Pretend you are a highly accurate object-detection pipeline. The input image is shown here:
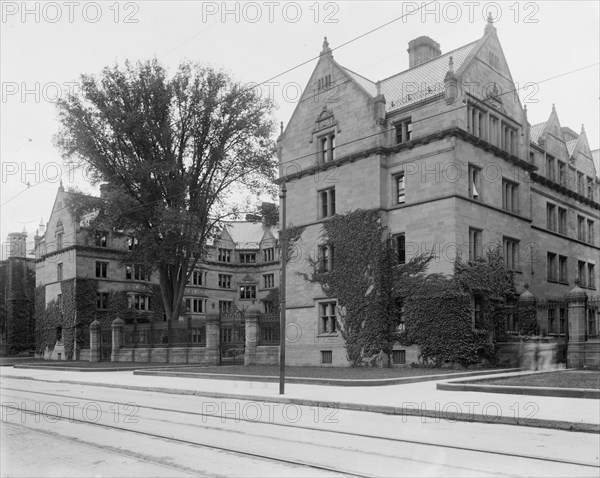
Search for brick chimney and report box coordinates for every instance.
[407,36,441,68]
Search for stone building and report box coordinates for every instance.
[34,183,280,361]
[0,229,36,355]
[277,19,599,366]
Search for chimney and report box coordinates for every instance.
[407,36,441,68]
[6,231,27,258]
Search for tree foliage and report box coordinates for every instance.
[55,59,277,321]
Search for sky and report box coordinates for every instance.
[1,0,599,258]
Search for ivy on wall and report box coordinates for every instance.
[2,260,36,354]
[35,278,165,359]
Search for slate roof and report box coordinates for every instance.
[341,66,378,96]
[222,221,276,248]
[592,149,600,176]
[529,122,547,144]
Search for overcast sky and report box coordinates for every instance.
[1,0,599,256]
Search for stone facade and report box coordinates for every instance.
[277,21,599,366]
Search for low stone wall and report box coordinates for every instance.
[255,345,278,365]
[111,346,212,364]
[583,340,600,369]
[496,339,566,369]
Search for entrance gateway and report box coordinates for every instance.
[219,306,245,364]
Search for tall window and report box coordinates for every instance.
[319,188,336,219]
[468,165,481,200]
[547,253,557,281]
[395,299,405,332]
[577,215,586,241]
[128,294,149,311]
[502,179,518,213]
[96,292,108,310]
[503,237,519,271]
[588,220,595,245]
[239,285,256,300]
[218,274,231,289]
[396,234,406,265]
[320,134,335,163]
[395,118,412,144]
[318,245,334,272]
[218,248,231,262]
[239,253,256,263]
[558,161,566,186]
[577,172,585,195]
[320,302,337,334]
[263,247,275,262]
[578,260,586,287]
[558,207,567,235]
[219,301,232,313]
[96,261,108,279]
[57,263,63,281]
[588,263,596,289]
[587,177,594,200]
[395,173,406,204]
[469,228,482,261]
[56,233,63,250]
[264,301,274,314]
[185,298,204,314]
[473,296,484,329]
[559,255,568,283]
[546,155,555,182]
[126,265,147,281]
[263,273,275,289]
[127,237,139,250]
[95,231,108,247]
[546,203,556,231]
[190,270,203,286]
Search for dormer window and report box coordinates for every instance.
[395,119,412,144]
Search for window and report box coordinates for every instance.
[559,308,567,335]
[96,261,108,279]
[558,207,567,235]
[559,255,568,283]
[467,107,485,139]
[264,300,274,314]
[127,237,139,250]
[578,260,586,287]
[577,172,585,196]
[218,248,231,262]
[319,188,336,219]
[588,309,597,338]
[95,231,108,247]
[128,294,149,311]
[577,215,586,242]
[395,118,412,144]
[558,161,566,186]
[57,294,63,311]
[469,228,482,261]
[547,253,557,281]
[395,300,405,332]
[219,301,232,314]
[587,177,594,200]
[263,247,275,262]
[396,234,406,265]
[191,270,203,286]
[468,165,481,200]
[502,179,518,213]
[392,350,406,364]
[56,233,63,250]
[501,123,518,155]
[239,253,256,264]
[503,237,519,271]
[126,265,147,281]
[263,273,274,289]
[321,350,333,364]
[218,274,231,289]
[191,328,205,345]
[239,285,257,300]
[318,244,334,272]
[395,173,406,204]
[473,296,484,329]
[320,302,337,334]
[588,263,596,289]
[185,298,204,314]
[548,309,557,334]
[57,263,63,281]
[319,134,335,163]
[588,220,595,245]
[546,155,555,182]
[546,203,556,231]
[317,74,331,91]
[97,293,108,310]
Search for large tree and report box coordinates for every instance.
[55,59,277,322]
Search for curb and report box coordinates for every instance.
[2,374,598,433]
[12,364,204,373]
[132,367,519,386]
[437,381,600,399]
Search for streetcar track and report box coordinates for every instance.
[2,385,598,470]
[2,404,368,478]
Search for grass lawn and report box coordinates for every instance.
[2,360,178,369]
[164,365,497,379]
[467,370,600,390]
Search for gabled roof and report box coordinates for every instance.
[529,122,547,144]
[340,66,378,96]
[380,41,478,112]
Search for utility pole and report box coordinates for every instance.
[279,182,287,395]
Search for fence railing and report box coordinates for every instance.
[258,313,280,345]
[122,320,206,348]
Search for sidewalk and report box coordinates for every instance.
[1,367,598,433]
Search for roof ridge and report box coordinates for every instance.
[378,40,478,84]
[341,65,376,85]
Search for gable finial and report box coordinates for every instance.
[552,103,556,113]
[448,55,454,73]
[321,36,332,57]
[581,123,585,133]
[484,11,497,34]
[58,179,64,192]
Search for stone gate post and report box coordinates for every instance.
[111,317,125,362]
[245,312,259,366]
[205,314,220,365]
[89,320,101,363]
[567,282,587,369]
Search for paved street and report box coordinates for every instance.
[1,375,599,477]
